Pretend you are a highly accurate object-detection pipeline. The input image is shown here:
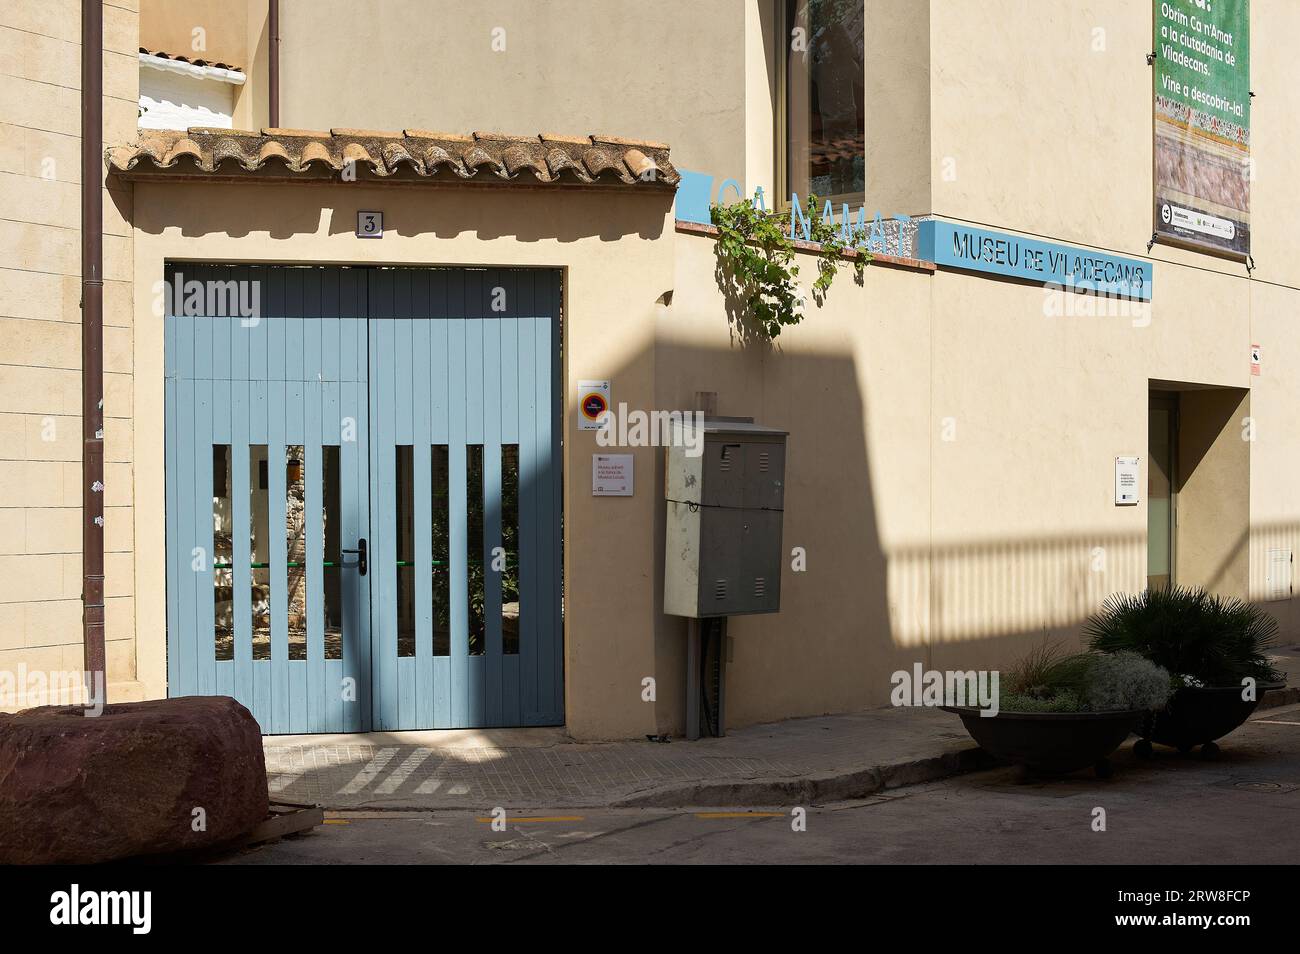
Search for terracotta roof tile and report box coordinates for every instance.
[330,127,405,139]
[540,133,593,145]
[592,134,670,150]
[139,48,244,72]
[473,131,539,142]
[261,127,333,139]
[106,128,678,189]
[404,129,474,142]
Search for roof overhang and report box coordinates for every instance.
[107,128,679,191]
[139,51,246,85]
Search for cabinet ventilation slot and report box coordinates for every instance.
[754,577,766,597]
[714,579,728,600]
[758,452,770,472]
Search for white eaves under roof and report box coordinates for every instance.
[139,50,245,86]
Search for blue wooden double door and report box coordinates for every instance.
[164,264,563,733]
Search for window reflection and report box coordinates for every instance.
[286,446,307,660]
[323,445,343,660]
[501,444,520,655]
[466,444,485,655]
[250,446,270,659]
[396,445,415,657]
[432,445,450,656]
[213,444,233,660]
[787,0,865,204]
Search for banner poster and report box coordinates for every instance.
[1153,0,1250,258]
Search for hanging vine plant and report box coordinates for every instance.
[710,193,870,339]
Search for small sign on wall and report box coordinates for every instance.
[578,380,611,431]
[593,453,633,496]
[1251,344,1261,376]
[356,211,383,238]
[1115,456,1140,506]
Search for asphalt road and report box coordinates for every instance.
[221,704,1300,865]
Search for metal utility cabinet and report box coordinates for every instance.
[664,418,787,740]
[664,419,788,617]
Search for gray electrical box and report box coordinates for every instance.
[664,418,787,618]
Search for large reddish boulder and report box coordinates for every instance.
[0,696,268,864]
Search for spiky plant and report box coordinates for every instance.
[1084,586,1282,687]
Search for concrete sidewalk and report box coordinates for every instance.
[263,705,991,810]
[264,665,1300,811]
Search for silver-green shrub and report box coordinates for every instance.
[1083,651,1173,712]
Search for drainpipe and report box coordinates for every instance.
[80,0,106,700]
[268,0,280,127]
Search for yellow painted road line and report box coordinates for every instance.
[323,819,351,825]
[474,816,585,823]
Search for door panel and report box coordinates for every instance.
[166,265,562,733]
[166,265,372,734]
[367,268,563,729]
[1148,394,1177,592]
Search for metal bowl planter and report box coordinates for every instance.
[942,707,1142,778]
[1134,683,1285,759]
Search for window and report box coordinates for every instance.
[782,0,866,207]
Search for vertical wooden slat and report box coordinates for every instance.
[211,318,234,701]
[163,318,181,699]
[175,376,197,699]
[516,312,539,721]
[395,272,416,728]
[483,269,504,726]
[464,271,487,727]
[371,309,396,730]
[231,398,252,718]
[447,282,469,727]
[305,288,325,732]
[412,273,435,729]
[342,378,367,732]
[195,376,216,698]
[429,271,451,727]
[348,270,371,732]
[499,306,521,726]
[286,379,306,733]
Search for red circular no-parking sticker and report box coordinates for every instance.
[581,392,608,422]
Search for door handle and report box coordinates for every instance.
[343,538,367,576]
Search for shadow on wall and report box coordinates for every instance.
[638,337,900,733]
[124,178,674,244]
[619,324,1300,736]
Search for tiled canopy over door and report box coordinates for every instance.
[164,264,562,733]
[367,268,563,729]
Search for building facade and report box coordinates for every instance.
[1,1,1295,739]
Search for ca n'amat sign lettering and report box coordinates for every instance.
[918,221,1153,301]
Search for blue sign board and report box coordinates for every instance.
[917,220,1153,300]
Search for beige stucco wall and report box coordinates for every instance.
[140,0,248,66]
[0,0,140,707]
[659,227,1283,727]
[864,0,930,216]
[929,0,1300,288]
[276,0,753,190]
[1177,388,1251,596]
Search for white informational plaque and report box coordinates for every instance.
[593,454,633,496]
[1115,456,1140,506]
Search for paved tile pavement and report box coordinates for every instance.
[262,645,1300,809]
[263,705,974,809]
